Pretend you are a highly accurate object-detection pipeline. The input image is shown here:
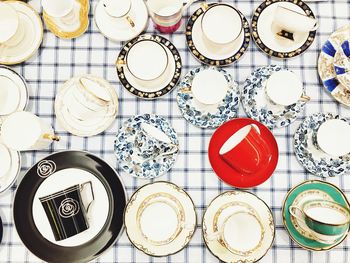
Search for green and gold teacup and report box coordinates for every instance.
[289,200,350,238]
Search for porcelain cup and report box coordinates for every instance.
[0,2,25,47]
[103,0,135,28]
[42,0,74,17]
[219,124,271,174]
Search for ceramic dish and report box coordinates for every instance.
[114,114,179,179]
[318,25,350,106]
[55,74,118,137]
[94,0,148,42]
[0,1,43,65]
[208,118,278,188]
[0,142,21,194]
[185,3,250,66]
[334,40,350,89]
[251,0,316,59]
[282,180,350,251]
[203,190,275,263]
[294,113,350,177]
[13,151,126,262]
[43,0,89,39]
[124,181,196,257]
[116,34,182,99]
[176,66,239,129]
[242,65,307,129]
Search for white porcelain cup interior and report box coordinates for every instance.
[266,70,305,106]
[126,40,169,81]
[79,77,111,103]
[0,75,20,115]
[273,5,318,34]
[0,2,19,44]
[0,144,11,178]
[103,0,131,17]
[317,119,350,156]
[305,203,349,225]
[191,69,228,105]
[147,0,183,17]
[41,0,74,18]
[141,122,172,144]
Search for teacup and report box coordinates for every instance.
[42,0,77,24]
[103,0,135,28]
[219,124,271,174]
[191,69,228,105]
[289,200,350,240]
[134,122,178,160]
[208,211,264,254]
[273,5,318,41]
[0,2,25,47]
[265,70,310,106]
[39,181,94,241]
[315,119,350,157]
[0,144,11,178]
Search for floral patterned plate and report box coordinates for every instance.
[334,40,350,89]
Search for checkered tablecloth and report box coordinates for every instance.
[1,0,350,262]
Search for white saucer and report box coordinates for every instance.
[0,1,43,65]
[95,0,148,42]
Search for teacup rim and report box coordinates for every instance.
[147,0,183,18]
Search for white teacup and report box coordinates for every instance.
[316,119,350,156]
[0,144,11,178]
[41,0,74,18]
[103,0,135,27]
[191,69,228,105]
[266,70,310,106]
[0,2,19,44]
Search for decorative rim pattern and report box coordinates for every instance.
[185,3,250,66]
[176,66,240,129]
[116,34,182,99]
[294,112,350,177]
[251,0,316,59]
[242,65,307,129]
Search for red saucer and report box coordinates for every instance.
[208,118,279,188]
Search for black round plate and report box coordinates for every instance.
[14,151,127,263]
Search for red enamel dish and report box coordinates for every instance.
[208,118,279,188]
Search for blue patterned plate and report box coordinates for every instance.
[294,113,350,177]
[114,114,179,179]
[176,66,239,129]
[241,65,306,129]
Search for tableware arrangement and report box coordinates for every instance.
[124,181,196,256]
[242,65,310,129]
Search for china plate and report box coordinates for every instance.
[334,40,350,89]
[208,118,278,188]
[185,3,250,66]
[318,25,350,106]
[251,0,316,59]
[176,66,239,129]
[0,1,43,65]
[114,114,179,179]
[124,181,196,257]
[116,34,182,99]
[294,112,350,177]
[282,180,350,251]
[95,0,148,42]
[203,190,275,263]
[242,65,307,129]
[43,0,89,39]
[55,74,118,137]
[13,151,126,262]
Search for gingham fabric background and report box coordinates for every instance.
[1,0,350,262]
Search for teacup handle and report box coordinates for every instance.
[80,181,95,214]
[299,95,311,102]
[126,16,135,27]
[206,231,221,241]
[158,144,179,157]
[289,205,305,222]
[183,0,197,11]
[310,21,319,31]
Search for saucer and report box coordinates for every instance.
[114,114,179,179]
[242,65,307,129]
[95,0,148,42]
[0,66,28,116]
[185,3,250,66]
[282,180,350,251]
[0,142,20,194]
[124,181,196,257]
[43,0,89,39]
[116,34,182,99]
[13,151,126,262]
[203,190,275,263]
[208,118,278,188]
[251,0,316,59]
[176,66,239,129]
[318,25,350,106]
[334,40,350,89]
[0,1,43,65]
[55,74,118,137]
[294,113,350,177]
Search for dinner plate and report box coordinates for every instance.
[13,151,127,263]
[208,118,278,188]
[282,180,350,251]
[251,0,316,59]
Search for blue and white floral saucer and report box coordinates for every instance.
[241,65,307,129]
[294,113,350,177]
[176,66,239,129]
[114,114,179,179]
